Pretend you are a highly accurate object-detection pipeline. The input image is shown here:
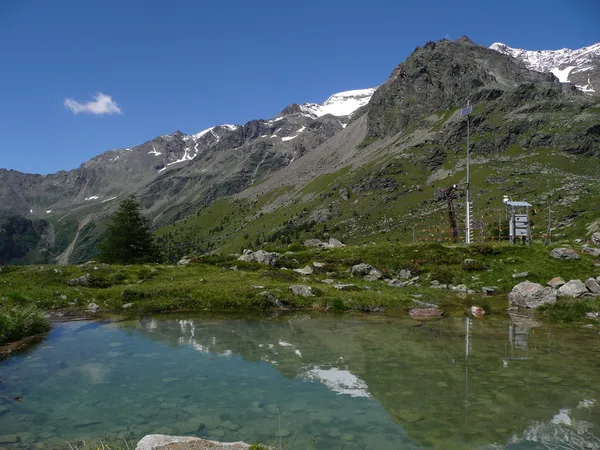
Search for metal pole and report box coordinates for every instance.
[465,103,471,245]
[546,207,552,246]
[498,210,501,242]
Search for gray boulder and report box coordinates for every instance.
[364,268,384,281]
[67,274,91,287]
[482,286,498,296]
[312,262,325,268]
[327,238,345,248]
[294,266,314,275]
[351,263,375,277]
[550,248,579,260]
[512,272,529,279]
[334,284,358,291]
[87,303,99,312]
[122,303,133,309]
[238,250,281,266]
[290,285,314,297]
[508,281,557,308]
[592,232,600,246]
[547,277,566,289]
[586,277,600,294]
[177,256,192,266]
[304,239,326,248]
[388,279,407,288]
[136,435,250,450]
[558,279,589,298]
[582,246,600,257]
[399,269,412,280]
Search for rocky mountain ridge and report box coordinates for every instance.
[490,41,600,94]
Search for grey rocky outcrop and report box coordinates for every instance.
[550,248,579,260]
[592,232,600,246]
[238,249,281,266]
[508,281,557,308]
[398,269,412,280]
[547,277,566,289]
[582,246,600,257]
[86,303,99,312]
[327,238,345,248]
[303,238,345,249]
[67,274,91,287]
[557,279,589,298]
[136,435,250,450]
[290,285,314,297]
[585,277,600,294]
[351,263,383,281]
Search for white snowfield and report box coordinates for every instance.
[490,41,599,93]
[297,88,377,118]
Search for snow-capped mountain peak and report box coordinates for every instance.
[295,88,377,119]
[490,42,600,94]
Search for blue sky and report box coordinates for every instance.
[0,0,598,174]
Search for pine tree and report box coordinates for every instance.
[97,195,161,264]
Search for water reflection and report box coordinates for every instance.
[0,313,599,449]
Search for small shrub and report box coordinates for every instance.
[429,266,459,285]
[120,288,151,302]
[87,275,112,288]
[287,243,304,252]
[331,299,348,311]
[0,306,51,345]
[538,300,594,323]
[6,292,29,305]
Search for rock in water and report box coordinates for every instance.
[547,277,566,289]
[290,285,314,297]
[471,306,486,317]
[557,279,589,298]
[550,248,580,260]
[409,308,443,319]
[585,277,600,294]
[508,281,557,308]
[237,249,281,266]
[135,435,250,450]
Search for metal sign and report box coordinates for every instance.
[460,106,472,116]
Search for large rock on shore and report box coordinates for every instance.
[508,281,557,308]
[557,279,589,298]
[237,250,281,266]
[550,248,579,260]
[136,435,250,450]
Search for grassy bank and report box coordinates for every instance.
[0,242,598,322]
[0,305,50,346]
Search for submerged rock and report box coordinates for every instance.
[135,435,250,450]
[409,308,443,319]
[508,281,557,308]
[550,247,579,260]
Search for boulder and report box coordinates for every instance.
[122,303,133,309]
[294,266,314,275]
[328,238,345,248]
[333,284,358,291]
[399,269,412,280]
[388,279,407,288]
[67,274,91,287]
[238,250,281,266]
[364,268,384,281]
[592,232,600,246]
[312,262,325,268]
[290,285,314,297]
[508,281,557,308]
[547,277,566,289]
[135,435,250,450]
[550,248,579,260]
[351,263,375,277]
[470,306,486,317]
[304,239,326,248]
[177,256,192,266]
[87,303,99,313]
[583,246,600,257]
[409,308,443,319]
[585,278,600,294]
[512,272,529,279]
[558,279,589,298]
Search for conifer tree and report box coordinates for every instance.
[98,195,161,264]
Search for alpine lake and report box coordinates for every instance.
[1,312,599,449]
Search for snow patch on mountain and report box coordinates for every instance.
[490,41,600,93]
[296,88,376,118]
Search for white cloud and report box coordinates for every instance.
[64,92,122,115]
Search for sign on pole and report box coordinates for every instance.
[460,106,472,116]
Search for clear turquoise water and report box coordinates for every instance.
[1,313,600,449]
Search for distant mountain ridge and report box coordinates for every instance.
[490,41,600,94]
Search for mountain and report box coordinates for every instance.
[1,37,600,264]
[490,41,600,94]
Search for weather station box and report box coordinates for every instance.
[515,214,529,225]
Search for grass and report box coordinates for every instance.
[0,305,51,346]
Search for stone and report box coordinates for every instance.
[482,286,498,296]
[388,279,407,288]
[86,303,99,312]
[328,238,345,248]
[238,249,281,266]
[550,247,579,260]
[508,281,557,308]
[585,277,600,294]
[177,256,192,266]
[450,284,468,292]
[586,312,600,319]
[135,435,250,450]
[512,272,529,279]
[547,277,566,289]
[338,187,350,201]
[409,308,443,319]
[470,306,486,317]
[0,435,19,444]
[67,274,91,286]
[333,284,358,291]
[364,268,383,281]
[582,246,600,257]
[259,291,283,308]
[313,262,325,268]
[122,303,133,309]
[592,232,600,246]
[558,279,589,298]
[351,263,375,277]
[304,239,326,248]
[221,420,240,431]
[399,269,412,280]
[322,279,335,284]
[294,266,314,275]
[290,285,314,297]
[410,299,437,309]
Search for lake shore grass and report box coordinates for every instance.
[0,242,599,326]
